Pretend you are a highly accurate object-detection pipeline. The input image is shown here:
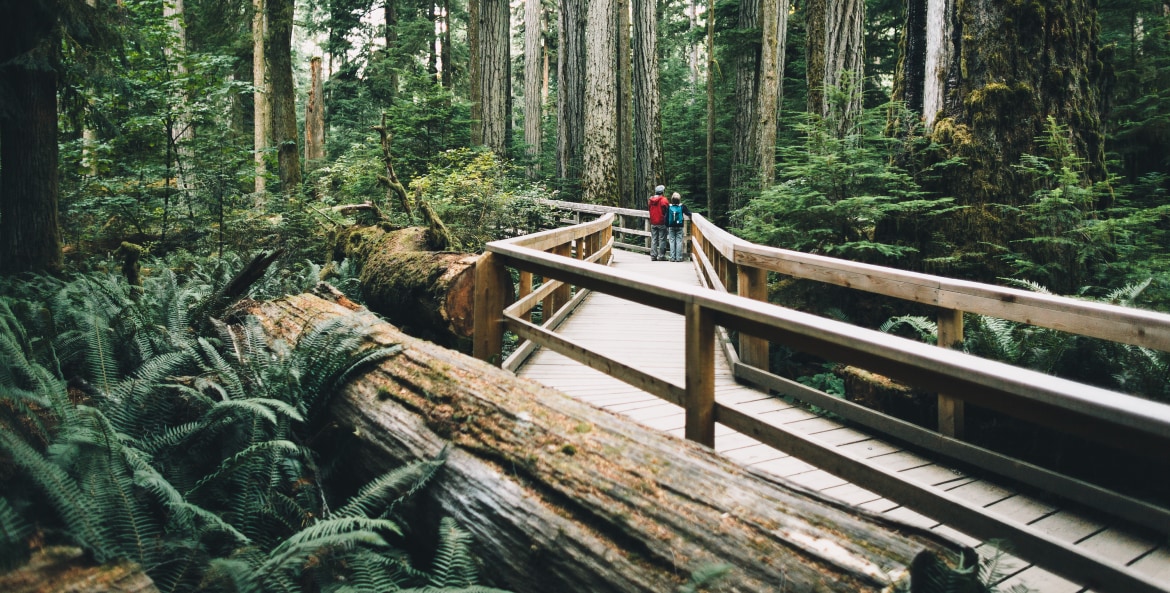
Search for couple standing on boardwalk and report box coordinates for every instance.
[648,185,691,262]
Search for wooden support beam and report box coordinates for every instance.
[937,308,964,438]
[685,301,716,447]
[472,251,506,364]
[737,264,769,369]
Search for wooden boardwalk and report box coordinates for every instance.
[515,248,1170,593]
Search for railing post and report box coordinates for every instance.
[685,301,716,447]
[937,308,965,438]
[518,270,534,323]
[473,251,507,365]
[644,218,651,251]
[737,263,769,369]
[551,243,572,311]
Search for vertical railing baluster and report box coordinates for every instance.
[937,308,965,437]
[737,262,769,369]
[473,251,507,365]
[685,301,716,447]
[518,270,533,323]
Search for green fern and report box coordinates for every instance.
[0,497,32,571]
[426,517,480,588]
[677,562,734,593]
[333,451,448,519]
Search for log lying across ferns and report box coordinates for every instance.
[332,225,511,350]
[244,289,973,593]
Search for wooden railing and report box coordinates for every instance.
[472,204,1170,593]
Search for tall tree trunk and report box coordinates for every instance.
[632,0,664,209]
[0,42,62,275]
[582,0,620,206]
[688,0,701,84]
[165,0,192,203]
[469,0,481,145]
[705,0,720,223]
[824,0,865,121]
[427,2,437,78]
[385,0,398,101]
[805,0,826,116]
[755,0,787,186]
[524,0,542,178]
[267,0,300,196]
[471,0,509,155]
[729,0,760,213]
[441,0,452,89]
[305,56,325,170]
[897,0,1106,281]
[253,0,268,198]
[617,0,635,208]
[807,0,864,124]
[557,0,586,197]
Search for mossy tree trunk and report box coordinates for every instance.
[244,290,975,593]
[894,0,1106,281]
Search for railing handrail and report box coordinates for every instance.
[473,207,1170,593]
[483,237,1170,442]
[687,213,1170,352]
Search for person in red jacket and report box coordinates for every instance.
[648,185,669,261]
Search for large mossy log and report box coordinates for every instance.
[244,290,973,593]
[332,225,510,350]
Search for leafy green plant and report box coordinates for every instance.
[734,100,955,265]
[0,265,512,593]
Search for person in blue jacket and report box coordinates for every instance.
[666,193,691,262]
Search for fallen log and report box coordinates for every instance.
[0,547,157,593]
[244,288,973,593]
[332,226,511,351]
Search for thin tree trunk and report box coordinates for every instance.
[441,0,452,89]
[705,0,718,222]
[469,0,481,145]
[805,0,826,116]
[582,0,619,206]
[0,43,62,274]
[617,0,635,208]
[305,56,326,170]
[632,0,664,209]
[253,0,268,198]
[385,0,398,100]
[557,0,586,196]
[267,0,301,196]
[524,0,543,178]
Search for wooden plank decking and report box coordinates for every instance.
[514,248,1170,593]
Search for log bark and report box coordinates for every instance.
[0,547,157,593]
[332,226,509,350]
[244,290,974,593]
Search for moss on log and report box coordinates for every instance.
[332,226,511,351]
[244,290,974,593]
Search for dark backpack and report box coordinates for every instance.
[668,204,684,226]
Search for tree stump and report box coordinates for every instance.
[243,289,974,593]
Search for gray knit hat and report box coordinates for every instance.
[654,185,665,194]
